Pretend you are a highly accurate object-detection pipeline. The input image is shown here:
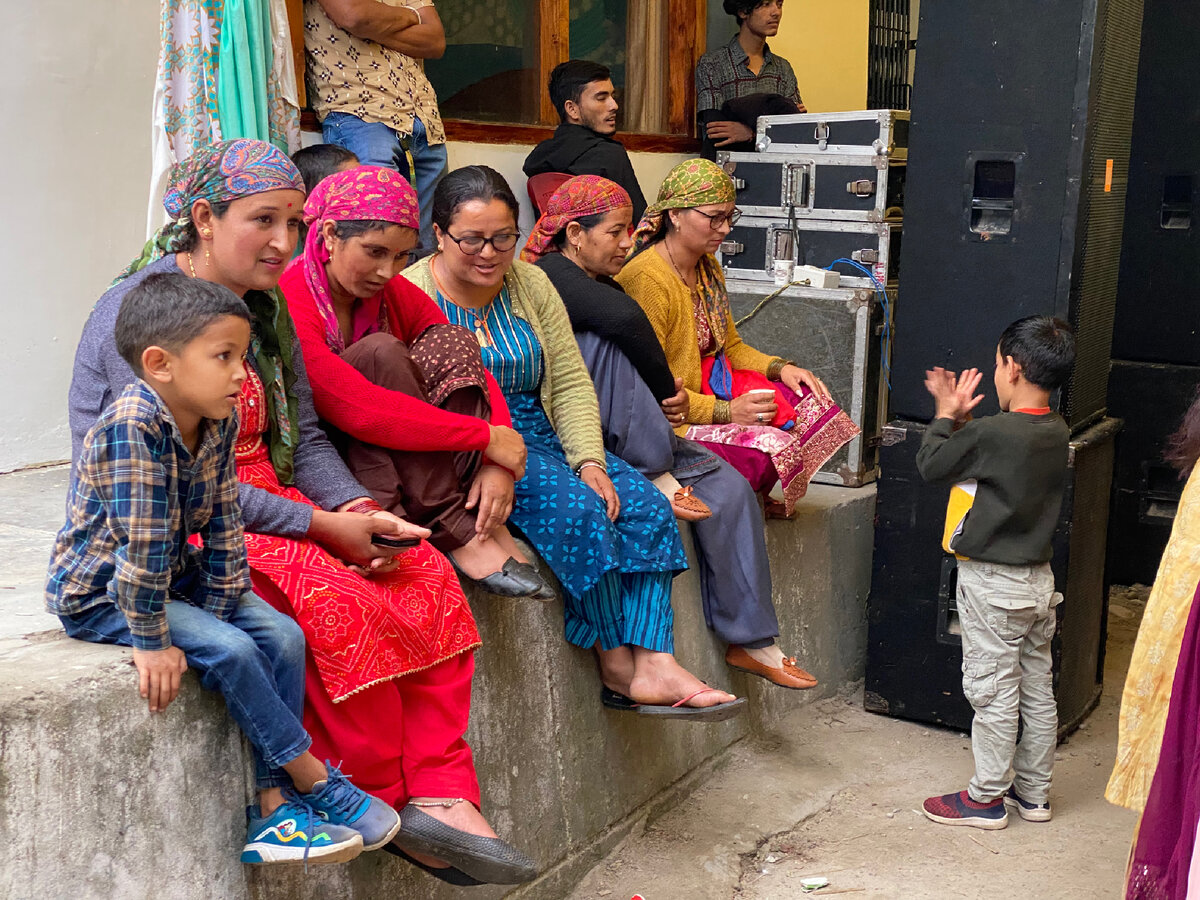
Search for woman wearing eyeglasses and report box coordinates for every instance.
[618,159,859,518]
[406,165,746,720]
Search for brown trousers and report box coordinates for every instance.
[338,329,490,552]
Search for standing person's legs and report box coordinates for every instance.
[1011,566,1060,805]
[956,560,1033,803]
[408,117,448,251]
[322,112,406,173]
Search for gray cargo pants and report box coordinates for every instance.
[956,558,1061,804]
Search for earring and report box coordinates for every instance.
[205,246,212,266]
[201,228,212,239]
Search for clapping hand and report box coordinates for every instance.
[924,367,984,422]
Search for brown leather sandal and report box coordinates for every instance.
[672,485,713,522]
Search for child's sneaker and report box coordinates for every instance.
[1004,787,1052,822]
[300,763,402,851]
[922,790,1008,830]
[241,800,364,865]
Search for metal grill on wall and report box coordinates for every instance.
[869,0,912,109]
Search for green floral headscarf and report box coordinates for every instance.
[115,139,305,484]
[630,158,738,349]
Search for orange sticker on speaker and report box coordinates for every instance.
[1105,159,1114,192]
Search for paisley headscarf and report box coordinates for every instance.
[630,158,738,349]
[301,166,420,354]
[520,175,632,263]
[115,139,307,484]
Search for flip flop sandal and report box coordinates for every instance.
[601,686,747,722]
[671,485,713,522]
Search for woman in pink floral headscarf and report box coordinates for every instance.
[281,166,551,601]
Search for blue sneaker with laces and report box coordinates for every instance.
[300,763,402,851]
[241,799,363,865]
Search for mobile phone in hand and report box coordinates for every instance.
[370,533,421,549]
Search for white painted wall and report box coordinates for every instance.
[0,1,158,471]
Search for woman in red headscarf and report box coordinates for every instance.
[281,166,550,601]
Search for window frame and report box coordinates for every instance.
[441,0,706,149]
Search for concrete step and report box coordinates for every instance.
[0,465,874,900]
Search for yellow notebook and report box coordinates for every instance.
[942,479,977,558]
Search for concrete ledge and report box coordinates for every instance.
[0,467,873,900]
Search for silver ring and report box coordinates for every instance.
[756,413,765,423]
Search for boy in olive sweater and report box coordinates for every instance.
[917,316,1075,830]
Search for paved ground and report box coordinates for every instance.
[567,587,1148,900]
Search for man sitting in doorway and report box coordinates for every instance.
[696,0,805,157]
[523,60,648,222]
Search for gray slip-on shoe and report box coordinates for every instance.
[394,805,538,885]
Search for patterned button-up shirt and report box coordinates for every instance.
[46,382,251,651]
[696,35,802,113]
[304,0,446,143]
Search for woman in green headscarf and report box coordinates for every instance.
[618,158,859,518]
[69,139,535,885]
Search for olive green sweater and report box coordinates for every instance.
[404,256,607,471]
[917,412,1070,565]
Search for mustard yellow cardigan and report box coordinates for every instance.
[617,247,776,431]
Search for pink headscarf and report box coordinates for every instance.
[520,175,633,262]
[302,165,420,352]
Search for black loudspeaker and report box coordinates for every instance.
[889,0,1144,427]
[865,417,1120,734]
[1104,361,1200,585]
[1112,0,1200,364]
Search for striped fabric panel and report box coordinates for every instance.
[434,286,544,394]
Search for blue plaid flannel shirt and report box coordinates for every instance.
[46,381,251,650]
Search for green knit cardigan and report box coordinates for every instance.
[404,255,607,471]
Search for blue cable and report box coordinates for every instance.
[826,257,892,390]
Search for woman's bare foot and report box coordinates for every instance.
[488,525,530,564]
[401,799,499,869]
[448,532,514,579]
[596,644,636,696]
[626,647,737,708]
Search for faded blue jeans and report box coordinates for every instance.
[321,112,447,251]
[60,593,311,790]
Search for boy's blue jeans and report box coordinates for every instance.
[321,112,447,251]
[61,593,312,791]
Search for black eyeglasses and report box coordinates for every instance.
[443,230,522,255]
[689,207,742,229]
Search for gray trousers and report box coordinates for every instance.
[957,558,1060,804]
[576,333,780,647]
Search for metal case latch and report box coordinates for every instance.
[851,248,879,264]
[847,179,876,197]
[719,240,744,256]
[786,164,812,208]
[814,121,829,151]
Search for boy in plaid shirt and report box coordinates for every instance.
[47,273,400,866]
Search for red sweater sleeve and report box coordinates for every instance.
[281,268,492,453]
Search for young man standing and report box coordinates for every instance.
[523,60,647,222]
[696,0,805,151]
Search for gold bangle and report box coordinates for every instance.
[767,358,792,380]
[712,399,732,424]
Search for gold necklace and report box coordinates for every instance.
[431,255,497,348]
[663,239,697,290]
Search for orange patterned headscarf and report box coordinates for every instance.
[520,175,633,262]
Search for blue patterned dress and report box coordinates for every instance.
[436,286,687,653]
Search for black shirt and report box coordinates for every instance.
[523,124,648,223]
[536,254,676,402]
